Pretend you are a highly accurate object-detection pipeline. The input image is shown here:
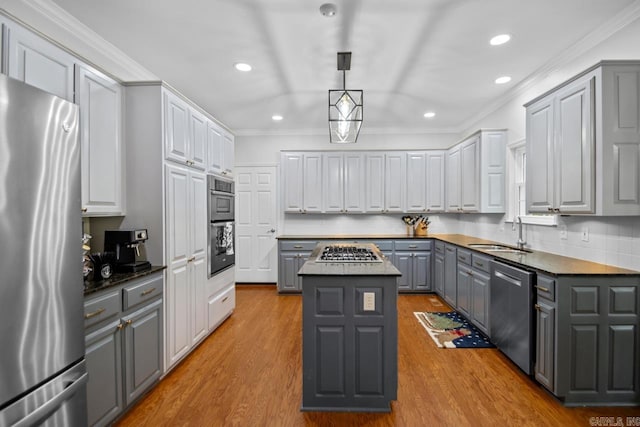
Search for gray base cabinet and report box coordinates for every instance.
[394,240,432,292]
[84,272,164,426]
[536,273,640,405]
[443,244,457,306]
[301,275,398,412]
[470,254,491,336]
[278,239,433,293]
[434,242,445,297]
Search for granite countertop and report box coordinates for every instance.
[278,234,639,276]
[83,265,166,296]
[298,243,401,277]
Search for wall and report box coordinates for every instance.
[238,17,640,271]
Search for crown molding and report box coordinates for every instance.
[2,0,156,81]
[234,126,459,137]
[458,0,640,133]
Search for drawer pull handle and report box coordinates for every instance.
[409,245,417,249]
[535,285,550,292]
[534,304,541,311]
[221,297,229,303]
[293,245,303,249]
[446,248,453,252]
[476,262,484,267]
[85,308,105,319]
[141,288,156,296]
[459,256,466,261]
[187,256,196,263]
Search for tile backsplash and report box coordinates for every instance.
[280,213,640,271]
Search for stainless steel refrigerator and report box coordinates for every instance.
[0,74,87,425]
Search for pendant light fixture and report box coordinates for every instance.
[328,52,363,143]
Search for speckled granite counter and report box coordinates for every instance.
[278,234,639,276]
[83,265,166,296]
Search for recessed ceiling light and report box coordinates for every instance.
[234,63,252,72]
[423,112,436,118]
[319,3,337,17]
[495,76,511,84]
[272,115,283,121]
[490,34,511,46]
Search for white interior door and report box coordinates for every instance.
[235,166,278,282]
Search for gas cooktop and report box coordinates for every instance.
[316,244,383,263]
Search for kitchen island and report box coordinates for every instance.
[298,243,401,412]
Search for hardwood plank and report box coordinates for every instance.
[116,286,640,426]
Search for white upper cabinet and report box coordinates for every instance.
[2,21,75,101]
[206,123,223,173]
[280,152,322,213]
[76,64,124,216]
[446,146,461,212]
[164,91,190,165]
[323,152,344,213]
[385,152,406,212]
[344,152,366,213]
[188,109,207,171]
[447,130,506,213]
[365,153,386,213]
[525,61,640,216]
[426,151,446,212]
[406,152,427,212]
[164,89,231,172]
[207,124,234,177]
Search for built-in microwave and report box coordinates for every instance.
[208,175,234,222]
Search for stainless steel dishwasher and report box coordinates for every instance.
[490,260,536,374]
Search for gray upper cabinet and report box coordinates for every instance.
[525,61,640,215]
[2,19,75,101]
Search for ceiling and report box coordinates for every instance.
[48,0,639,135]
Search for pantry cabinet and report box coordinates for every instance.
[165,163,208,366]
[76,64,124,216]
[2,19,75,101]
[525,61,640,215]
[123,83,234,373]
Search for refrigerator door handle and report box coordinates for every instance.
[12,372,87,427]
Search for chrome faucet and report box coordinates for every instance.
[516,216,526,250]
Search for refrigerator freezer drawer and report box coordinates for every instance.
[0,360,87,427]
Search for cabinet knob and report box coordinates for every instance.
[547,207,554,212]
[117,323,124,330]
[81,208,88,213]
[554,208,561,213]
[126,319,133,326]
[534,303,541,311]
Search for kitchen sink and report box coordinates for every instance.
[467,243,532,255]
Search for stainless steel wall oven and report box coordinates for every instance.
[208,175,235,276]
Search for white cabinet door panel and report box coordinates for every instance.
[446,147,461,212]
[76,64,123,216]
[303,153,323,212]
[344,153,365,213]
[207,123,223,173]
[426,151,445,212]
[281,153,304,212]
[461,137,480,211]
[526,100,555,213]
[323,153,344,212]
[190,171,208,258]
[385,152,406,212]
[365,153,385,212]
[189,110,207,171]
[166,164,190,262]
[4,23,75,101]
[406,152,426,212]
[191,255,208,344]
[164,92,190,165]
[222,132,234,176]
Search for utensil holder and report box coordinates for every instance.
[406,224,414,237]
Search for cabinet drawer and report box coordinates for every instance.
[208,285,235,330]
[435,241,445,254]
[280,241,318,251]
[123,274,163,311]
[361,240,393,251]
[457,249,472,265]
[471,254,491,273]
[395,240,432,251]
[535,275,556,301]
[84,290,121,328]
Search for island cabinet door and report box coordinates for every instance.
[302,276,398,411]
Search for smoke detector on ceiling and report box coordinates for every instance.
[319,3,337,17]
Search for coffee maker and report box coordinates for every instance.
[104,229,152,273]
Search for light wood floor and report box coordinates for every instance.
[117,285,640,426]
